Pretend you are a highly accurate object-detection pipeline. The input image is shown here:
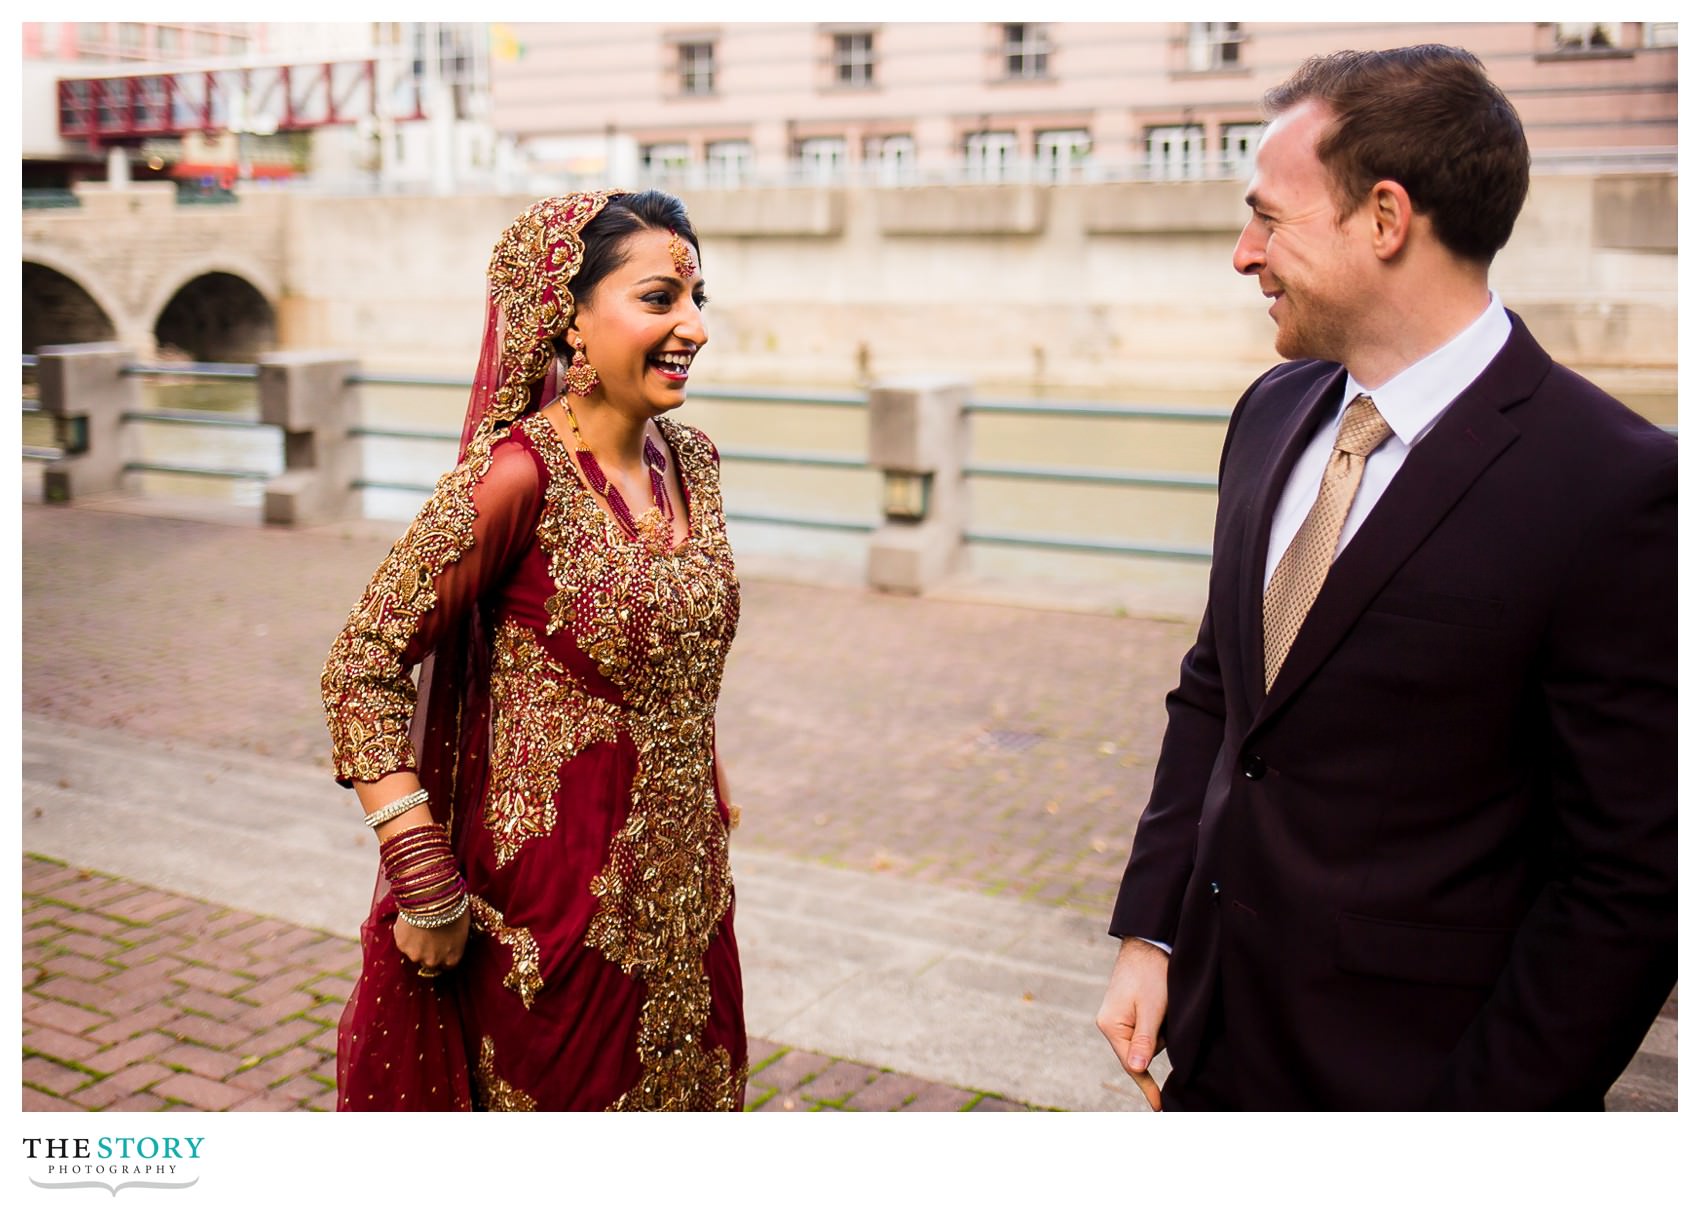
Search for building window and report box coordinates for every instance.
[77,23,108,52]
[1553,22,1621,51]
[866,134,915,185]
[642,142,691,184]
[965,131,1020,182]
[59,79,91,133]
[1146,124,1207,180]
[134,76,169,127]
[705,139,751,186]
[1220,122,1262,177]
[96,79,124,132]
[157,26,181,56]
[1002,23,1049,79]
[832,31,875,87]
[1186,22,1242,71]
[1036,129,1091,182]
[678,40,715,96]
[797,136,848,184]
[1643,22,1677,47]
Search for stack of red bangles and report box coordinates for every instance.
[380,823,470,929]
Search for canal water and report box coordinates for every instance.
[24,363,1674,612]
[17,369,1241,611]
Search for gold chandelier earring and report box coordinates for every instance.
[563,335,601,396]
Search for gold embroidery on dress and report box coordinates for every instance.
[485,618,622,867]
[468,893,544,1010]
[321,438,497,783]
[527,414,744,1111]
[476,1035,537,1111]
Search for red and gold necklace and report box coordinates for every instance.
[561,401,677,553]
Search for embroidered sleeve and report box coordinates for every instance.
[321,437,543,785]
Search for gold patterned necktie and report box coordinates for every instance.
[1263,393,1394,690]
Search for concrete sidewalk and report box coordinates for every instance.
[20,499,1676,1111]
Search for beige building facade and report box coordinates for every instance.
[490,21,1677,187]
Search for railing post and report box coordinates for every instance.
[258,352,359,526]
[37,342,138,504]
[865,376,970,594]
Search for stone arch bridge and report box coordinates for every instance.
[23,184,287,362]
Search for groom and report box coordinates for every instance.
[1098,45,1676,1110]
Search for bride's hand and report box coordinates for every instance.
[394,913,470,972]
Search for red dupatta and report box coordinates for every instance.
[335,193,624,1111]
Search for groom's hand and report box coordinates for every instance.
[1097,936,1169,1111]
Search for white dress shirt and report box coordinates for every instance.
[1136,294,1511,955]
[1261,293,1512,590]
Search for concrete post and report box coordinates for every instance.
[258,352,359,526]
[37,343,138,504]
[865,377,971,594]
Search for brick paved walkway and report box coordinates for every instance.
[22,502,1195,919]
[20,502,1675,1110]
[22,856,1037,1112]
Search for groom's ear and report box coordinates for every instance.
[1365,179,1414,262]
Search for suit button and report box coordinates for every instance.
[1243,755,1267,780]
[1209,881,1221,902]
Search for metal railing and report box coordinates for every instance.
[114,362,274,483]
[23,353,1678,568]
[962,396,1228,562]
[23,356,1247,561]
[23,189,80,210]
[346,371,877,533]
[22,360,276,481]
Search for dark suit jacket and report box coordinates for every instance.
[1109,314,1676,1110]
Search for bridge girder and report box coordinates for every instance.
[57,60,426,147]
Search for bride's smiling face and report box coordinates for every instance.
[570,227,708,416]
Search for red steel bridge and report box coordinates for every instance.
[57,59,425,147]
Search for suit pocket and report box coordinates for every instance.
[1334,912,1515,988]
[1363,588,1505,629]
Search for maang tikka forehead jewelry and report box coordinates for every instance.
[667,229,698,280]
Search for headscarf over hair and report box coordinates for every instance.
[459,190,626,457]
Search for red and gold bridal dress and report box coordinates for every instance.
[322,413,745,1111]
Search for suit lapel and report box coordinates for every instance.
[1254,317,1551,726]
[1236,366,1348,712]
